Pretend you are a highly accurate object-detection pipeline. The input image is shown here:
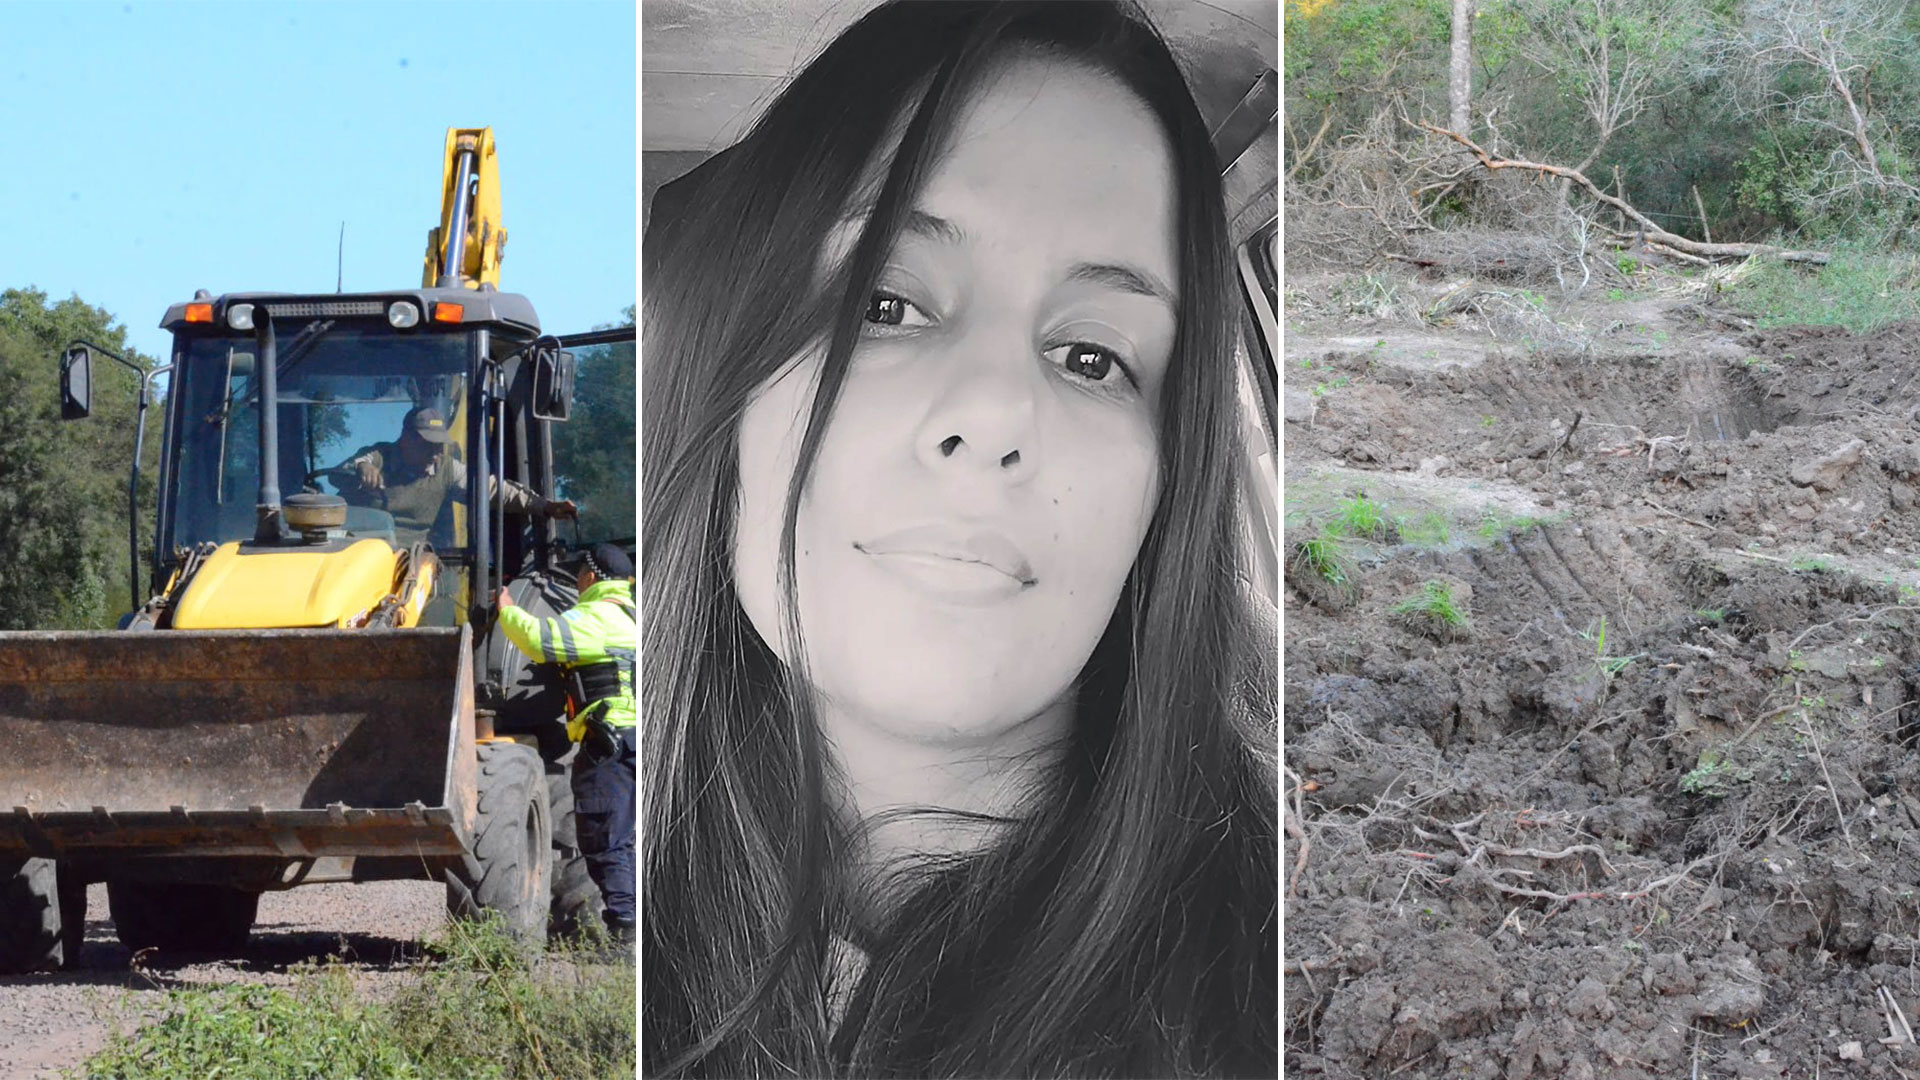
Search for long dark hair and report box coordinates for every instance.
[641,2,1277,1076]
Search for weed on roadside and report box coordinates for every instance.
[74,917,635,1080]
[76,962,420,1079]
[391,917,635,1080]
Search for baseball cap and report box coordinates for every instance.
[404,406,451,444]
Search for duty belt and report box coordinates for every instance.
[566,660,629,762]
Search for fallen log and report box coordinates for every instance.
[1413,122,1830,265]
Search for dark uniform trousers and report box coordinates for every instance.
[574,725,636,925]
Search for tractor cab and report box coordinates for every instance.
[64,287,580,633]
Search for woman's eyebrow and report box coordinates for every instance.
[905,209,1176,308]
[1065,262,1176,308]
[902,209,966,245]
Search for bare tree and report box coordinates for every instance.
[1735,0,1920,204]
[1503,0,1706,174]
[1450,0,1475,136]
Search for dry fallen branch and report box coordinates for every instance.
[1284,766,1312,897]
[1413,121,1831,265]
[1285,110,1334,184]
[1882,985,1917,1046]
[1643,240,1714,268]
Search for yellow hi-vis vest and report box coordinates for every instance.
[498,579,636,741]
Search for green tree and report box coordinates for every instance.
[552,304,635,544]
[0,288,162,629]
[1284,0,1452,141]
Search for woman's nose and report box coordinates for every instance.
[914,344,1041,483]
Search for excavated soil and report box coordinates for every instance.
[1284,307,1920,1078]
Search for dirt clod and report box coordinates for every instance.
[1791,438,1868,491]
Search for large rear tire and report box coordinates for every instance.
[107,881,259,954]
[447,741,551,944]
[547,760,602,939]
[57,871,85,967]
[0,859,65,974]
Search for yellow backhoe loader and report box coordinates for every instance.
[0,128,633,970]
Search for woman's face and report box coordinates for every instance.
[735,57,1178,745]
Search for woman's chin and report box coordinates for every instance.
[819,670,1071,751]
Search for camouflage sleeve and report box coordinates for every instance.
[442,454,548,515]
[495,477,549,516]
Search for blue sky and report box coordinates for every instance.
[0,0,636,363]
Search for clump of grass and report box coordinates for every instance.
[1398,511,1452,547]
[1331,270,1411,321]
[390,916,635,1080]
[1288,531,1355,594]
[1476,509,1545,542]
[79,916,635,1080]
[1729,245,1920,334]
[1392,580,1470,640]
[1329,493,1391,541]
[1788,553,1837,574]
[1579,616,1639,678]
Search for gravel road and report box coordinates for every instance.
[0,880,448,1080]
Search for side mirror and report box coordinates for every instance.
[60,345,92,420]
[532,345,576,423]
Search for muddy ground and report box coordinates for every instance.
[1283,271,1920,1078]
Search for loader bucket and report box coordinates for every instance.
[0,627,476,861]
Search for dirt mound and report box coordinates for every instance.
[1286,317,1920,1078]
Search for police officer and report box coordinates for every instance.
[495,543,636,943]
[338,406,577,544]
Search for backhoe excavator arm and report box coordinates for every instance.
[422,128,506,290]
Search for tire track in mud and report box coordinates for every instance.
[1287,316,1920,1078]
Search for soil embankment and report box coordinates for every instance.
[1286,299,1920,1078]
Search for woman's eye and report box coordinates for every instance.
[864,292,931,329]
[1047,343,1128,386]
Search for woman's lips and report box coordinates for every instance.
[854,524,1037,601]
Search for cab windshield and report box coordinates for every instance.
[166,325,473,553]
